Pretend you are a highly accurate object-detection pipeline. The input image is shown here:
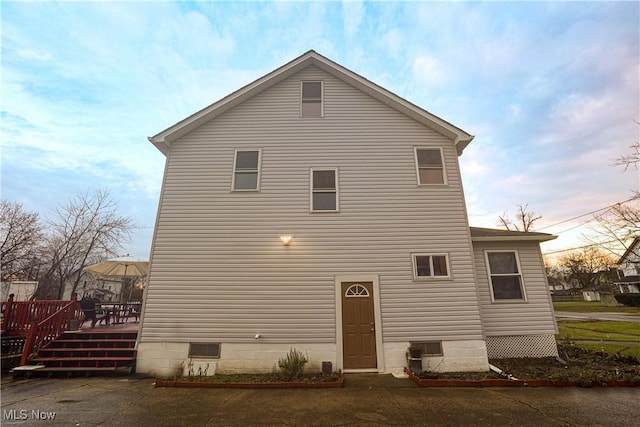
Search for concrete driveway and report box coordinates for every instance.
[2,373,639,426]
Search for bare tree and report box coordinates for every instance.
[583,196,640,259]
[1,200,44,281]
[498,203,542,232]
[613,119,640,171]
[557,247,617,289]
[38,190,135,299]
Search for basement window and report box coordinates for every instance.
[410,341,443,357]
[189,343,221,359]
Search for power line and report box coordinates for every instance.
[543,239,621,256]
[536,197,637,232]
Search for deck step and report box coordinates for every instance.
[19,330,138,376]
[36,366,133,372]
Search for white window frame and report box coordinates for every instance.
[301,81,324,118]
[310,167,339,212]
[412,253,451,280]
[484,250,527,302]
[414,147,447,186]
[231,148,262,192]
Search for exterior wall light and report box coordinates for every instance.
[280,235,292,246]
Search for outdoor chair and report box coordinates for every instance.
[79,298,110,328]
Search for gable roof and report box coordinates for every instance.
[618,236,640,264]
[149,50,474,156]
[470,227,557,242]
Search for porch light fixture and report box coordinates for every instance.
[280,235,292,246]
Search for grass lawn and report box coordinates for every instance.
[558,321,640,340]
[557,319,640,360]
[553,301,640,314]
[570,343,640,360]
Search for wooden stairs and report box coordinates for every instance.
[19,330,137,376]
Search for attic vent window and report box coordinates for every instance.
[302,81,323,118]
[189,343,221,359]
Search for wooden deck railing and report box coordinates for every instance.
[2,295,77,336]
[20,299,82,365]
[1,294,83,366]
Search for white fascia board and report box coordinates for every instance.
[471,235,558,243]
[148,50,475,155]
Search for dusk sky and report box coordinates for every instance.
[2,1,638,261]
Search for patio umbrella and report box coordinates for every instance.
[83,256,148,302]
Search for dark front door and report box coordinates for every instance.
[341,282,377,369]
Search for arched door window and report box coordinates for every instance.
[345,284,370,297]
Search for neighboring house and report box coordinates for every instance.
[615,237,640,294]
[582,288,602,302]
[1,281,38,301]
[138,51,558,378]
[62,271,123,302]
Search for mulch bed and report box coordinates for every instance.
[408,344,640,387]
[155,372,344,389]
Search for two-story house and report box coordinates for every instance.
[137,51,558,378]
[615,237,640,294]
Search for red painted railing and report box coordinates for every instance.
[20,299,82,365]
[1,296,75,336]
[2,294,83,366]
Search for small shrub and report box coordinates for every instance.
[614,294,640,307]
[576,369,603,388]
[277,348,308,381]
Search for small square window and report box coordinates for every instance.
[232,149,261,191]
[486,251,526,301]
[415,148,446,185]
[413,254,450,279]
[311,168,338,212]
[302,81,323,118]
[189,343,221,358]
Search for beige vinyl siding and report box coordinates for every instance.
[473,241,558,336]
[142,65,482,344]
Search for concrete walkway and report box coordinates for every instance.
[2,373,639,426]
[555,311,640,322]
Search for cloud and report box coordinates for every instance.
[411,54,447,87]
[342,0,365,38]
[1,0,638,260]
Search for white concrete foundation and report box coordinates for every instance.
[383,340,489,374]
[137,339,490,378]
[136,342,337,379]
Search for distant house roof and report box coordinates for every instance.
[469,227,557,242]
[614,274,640,284]
[617,236,640,264]
[149,50,474,156]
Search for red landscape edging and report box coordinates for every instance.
[154,372,345,389]
[404,368,639,387]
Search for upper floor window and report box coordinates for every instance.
[412,254,450,279]
[414,147,446,185]
[302,81,323,118]
[232,149,262,191]
[485,251,526,301]
[311,168,338,212]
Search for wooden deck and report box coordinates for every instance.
[77,320,139,333]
